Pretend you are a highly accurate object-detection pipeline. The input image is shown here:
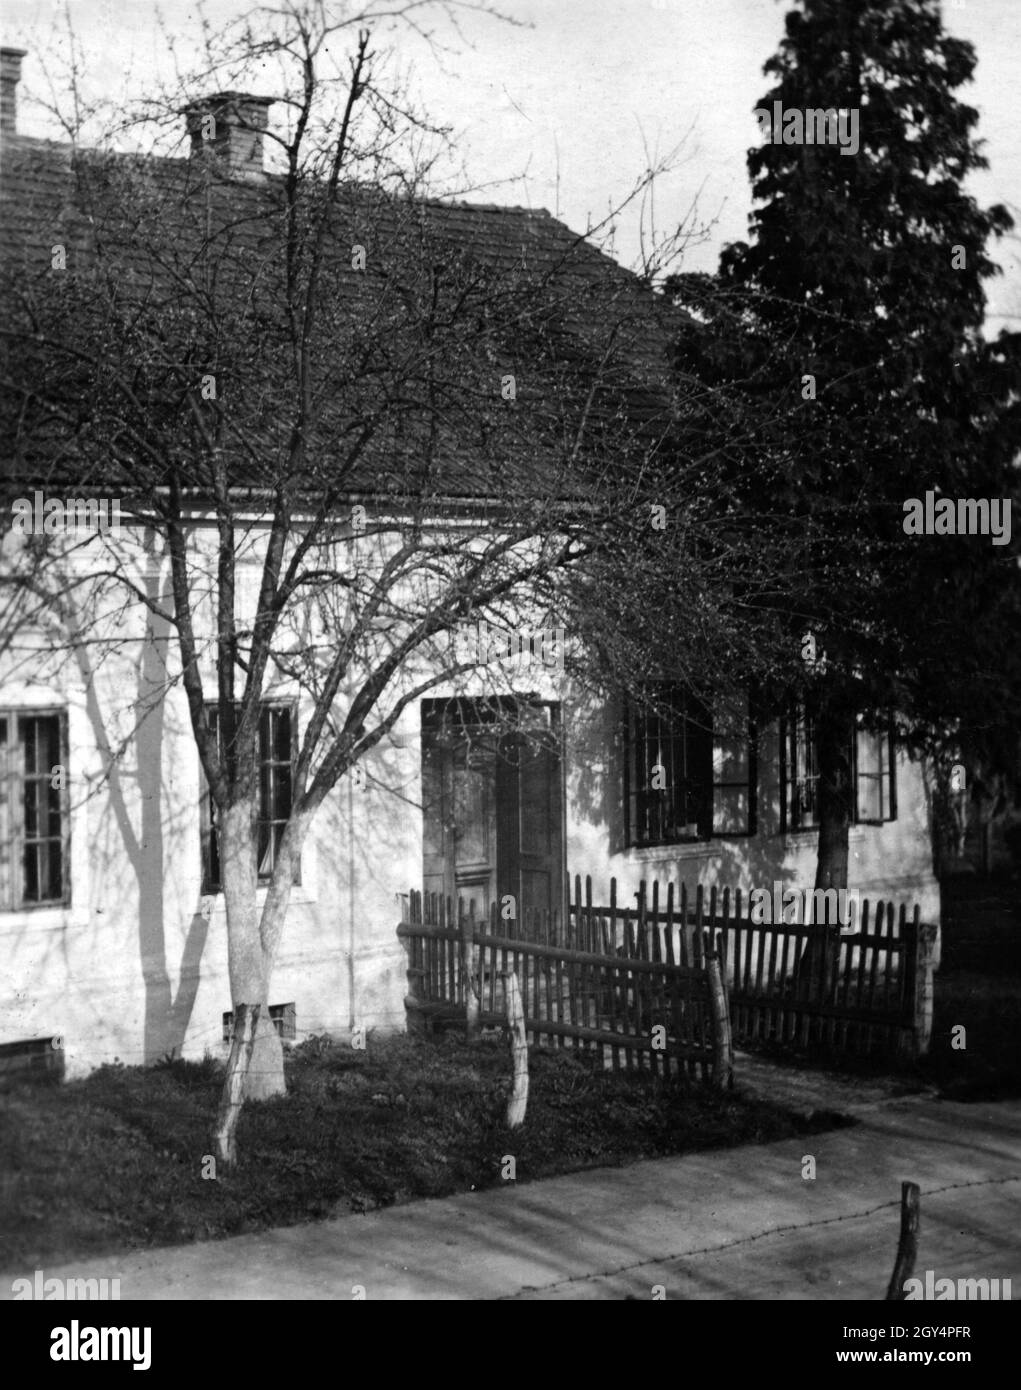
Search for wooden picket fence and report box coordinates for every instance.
[396,884,733,1085]
[397,875,937,1064]
[697,890,938,1057]
[554,877,935,1058]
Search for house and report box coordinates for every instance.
[0,51,940,1079]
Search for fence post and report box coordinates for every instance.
[462,904,481,1040]
[981,820,993,877]
[504,970,529,1128]
[706,952,733,1091]
[400,902,428,1036]
[898,909,934,1060]
[885,1181,921,1300]
[913,921,936,1059]
[900,906,917,1058]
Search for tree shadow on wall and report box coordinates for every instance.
[74,552,209,1063]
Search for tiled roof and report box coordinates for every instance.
[1,133,684,507]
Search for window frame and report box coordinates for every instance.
[200,700,300,894]
[222,1002,296,1043]
[0,708,71,911]
[623,689,757,849]
[780,703,821,834]
[711,691,758,840]
[852,718,897,825]
[780,707,897,831]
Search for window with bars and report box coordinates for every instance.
[781,705,820,832]
[201,703,299,892]
[222,1002,295,1043]
[624,689,755,847]
[0,711,69,909]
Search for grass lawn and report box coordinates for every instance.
[0,1031,846,1271]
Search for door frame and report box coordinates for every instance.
[421,695,567,929]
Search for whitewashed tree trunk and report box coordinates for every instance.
[213,1001,260,1169]
[212,801,316,1164]
[219,799,284,1109]
[211,798,314,1166]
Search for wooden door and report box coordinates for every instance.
[421,700,564,933]
[495,713,565,926]
[422,720,498,916]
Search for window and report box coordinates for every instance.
[624,689,755,847]
[201,703,298,891]
[712,693,755,835]
[0,710,69,909]
[781,704,820,832]
[0,1036,65,1084]
[780,708,896,830]
[222,1003,296,1043]
[854,721,896,823]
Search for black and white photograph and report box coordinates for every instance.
[0,0,1018,1344]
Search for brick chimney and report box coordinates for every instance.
[184,92,273,181]
[1,47,26,135]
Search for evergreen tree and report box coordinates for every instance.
[670,0,1021,893]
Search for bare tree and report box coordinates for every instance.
[1,3,806,1165]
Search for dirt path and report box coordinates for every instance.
[731,1050,936,1115]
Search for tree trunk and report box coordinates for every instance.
[219,799,285,1113]
[800,697,855,1001]
[210,799,310,1168]
[212,1002,260,1169]
[814,699,854,894]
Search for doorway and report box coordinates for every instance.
[421,697,565,929]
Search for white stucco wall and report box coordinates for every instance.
[0,655,416,1077]
[0,523,940,1076]
[562,690,940,927]
[0,524,416,1077]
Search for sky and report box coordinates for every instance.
[4,0,1020,327]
